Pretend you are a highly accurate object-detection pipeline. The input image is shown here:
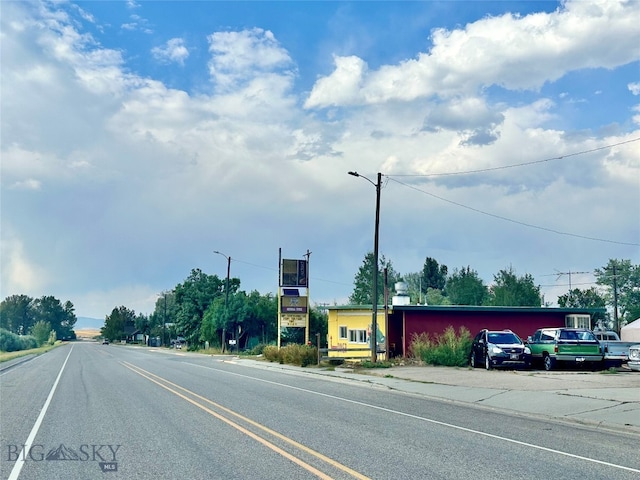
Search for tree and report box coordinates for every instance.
[173,268,226,346]
[445,267,488,305]
[101,306,136,341]
[425,287,452,306]
[402,272,422,304]
[488,266,542,307]
[245,291,277,345]
[349,253,400,305]
[421,257,448,294]
[30,320,53,346]
[557,287,607,327]
[32,296,77,340]
[595,259,640,329]
[0,295,34,334]
[310,307,328,343]
[150,291,177,345]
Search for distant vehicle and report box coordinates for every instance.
[102,339,109,345]
[526,328,603,371]
[469,329,531,370]
[628,345,640,372]
[592,330,634,367]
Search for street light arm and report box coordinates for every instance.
[348,171,378,188]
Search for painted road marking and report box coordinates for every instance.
[121,361,370,480]
[184,361,640,475]
[8,346,74,480]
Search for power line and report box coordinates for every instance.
[387,177,640,246]
[389,137,640,177]
[221,258,352,286]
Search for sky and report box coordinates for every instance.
[1,0,639,320]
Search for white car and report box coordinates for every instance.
[628,344,640,371]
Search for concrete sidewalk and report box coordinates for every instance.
[232,358,640,434]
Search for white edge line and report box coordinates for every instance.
[8,345,74,480]
[184,361,640,474]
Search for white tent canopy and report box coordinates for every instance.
[621,318,640,342]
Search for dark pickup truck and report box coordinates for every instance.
[526,328,603,371]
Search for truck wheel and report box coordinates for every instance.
[543,354,554,371]
[470,354,477,368]
[485,354,492,370]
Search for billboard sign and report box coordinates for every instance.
[281,295,308,313]
[281,259,308,287]
[281,313,306,327]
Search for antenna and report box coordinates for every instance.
[554,269,590,291]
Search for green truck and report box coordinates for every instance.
[526,328,603,371]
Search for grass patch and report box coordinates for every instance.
[600,367,620,374]
[358,360,393,369]
[0,341,64,363]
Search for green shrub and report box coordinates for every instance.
[409,326,472,367]
[262,344,317,367]
[262,345,281,362]
[248,343,267,356]
[0,328,38,352]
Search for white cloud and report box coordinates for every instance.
[207,28,294,90]
[152,38,189,65]
[0,0,637,319]
[304,55,367,108]
[305,0,640,108]
[629,82,640,95]
[11,179,41,190]
[0,234,48,295]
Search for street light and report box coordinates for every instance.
[213,250,233,354]
[348,171,382,363]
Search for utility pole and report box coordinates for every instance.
[214,251,232,353]
[612,263,619,333]
[348,170,382,363]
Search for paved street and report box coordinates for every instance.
[1,343,639,479]
[279,361,640,432]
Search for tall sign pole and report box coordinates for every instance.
[304,249,311,344]
[277,248,282,349]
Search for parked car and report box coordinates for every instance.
[469,329,531,370]
[628,345,640,372]
[526,328,603,371]
[102,339,109,345]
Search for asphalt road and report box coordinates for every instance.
[1,342,639,480]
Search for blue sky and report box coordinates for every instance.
[1,0,639,319]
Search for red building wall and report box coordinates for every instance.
[391,307,579,357]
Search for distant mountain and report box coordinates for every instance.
[75,316,104,330]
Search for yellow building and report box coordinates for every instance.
[326,305,388,361]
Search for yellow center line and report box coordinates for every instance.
[121,361,370,480]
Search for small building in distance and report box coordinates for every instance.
[326,284,604,360]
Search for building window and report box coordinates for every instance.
[339,326,347,339]
[349,329,367,344]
